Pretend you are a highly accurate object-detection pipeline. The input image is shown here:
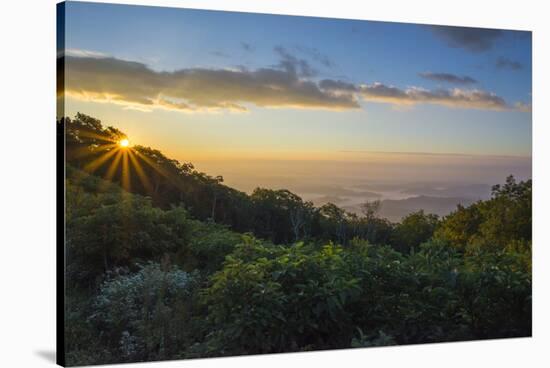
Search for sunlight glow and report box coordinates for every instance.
[119,138,130,148]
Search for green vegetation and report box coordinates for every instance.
[61,114,531,366]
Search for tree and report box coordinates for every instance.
[360,199,381,220]
[360,200,382,242]
[392,210,439,253]
[209,175,224,221]
[319,203,349,245]
[435,176,531,253]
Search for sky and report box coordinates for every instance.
[59,1,532,202]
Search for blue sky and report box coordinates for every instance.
[61,1,532,160]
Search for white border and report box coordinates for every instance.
[1,0,548,367]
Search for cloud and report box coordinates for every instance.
[60,48,109,58]
[514,102,532,113]
[61,55,359,112]
[295,45,336,68]
[210,50,230,58]
[274,46,318,77]
[241,42,255,52]
[60,52,528,114]
[319,79,358,92]
[359,83,511,111]
[419,72,477,85]
[431,26,503,52]
[496,57,523,70]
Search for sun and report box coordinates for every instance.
[82,133,162,194]
[119,138,130,148]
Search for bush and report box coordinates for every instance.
[199,239,363,355]
[89,262,199,363]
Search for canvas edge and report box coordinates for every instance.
[56,1,67,366]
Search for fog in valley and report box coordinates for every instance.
[194,153,531,222]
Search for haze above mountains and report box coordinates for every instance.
[194,155,531,221]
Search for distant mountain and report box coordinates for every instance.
[344,195,478,222]
[381,195,478,222]
[311,195,348,207]
[400,183,492,199]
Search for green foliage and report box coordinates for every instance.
[61,114,532,365]
[89,262,199,364]
[66,177,187,286]
[392,210,439,253]
[351,329,396,348]
[193,237,530,356]
[435,175,531,253]
[457,247,532,338]
[178,220,243,273]
[250,188,315,243]
[66,165,242,287]
[199,240,363,355]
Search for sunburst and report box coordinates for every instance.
[74,135,165,194]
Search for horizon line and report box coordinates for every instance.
[337,150,532,159]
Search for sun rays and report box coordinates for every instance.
[75,135,165,194]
